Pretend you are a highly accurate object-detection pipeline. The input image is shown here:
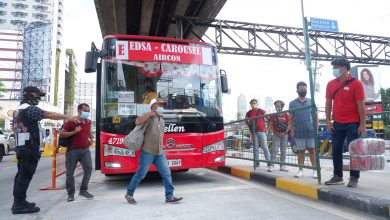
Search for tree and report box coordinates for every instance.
[0,81,5,111]
[380,88,390,139]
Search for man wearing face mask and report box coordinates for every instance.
[60,103,94,202]
[268,100,291,172]
[125,98,183,204]
[325,58,366,188]
[142,77,157,104]
[12,86,78,214]
[245,99,271,168]
[289,82,318,179]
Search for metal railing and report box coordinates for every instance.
[224,105,321,183]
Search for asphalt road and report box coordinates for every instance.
[0,150,384,220]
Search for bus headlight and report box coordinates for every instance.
[203,141,225,153]
[104,144,136,157]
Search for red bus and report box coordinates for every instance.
[85,35,228,175]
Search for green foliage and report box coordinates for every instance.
[381,88,390,126]
[0,81,5,111]
[54,48,61,106]
[384,125,390,140]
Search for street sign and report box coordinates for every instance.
[310,17,339,32]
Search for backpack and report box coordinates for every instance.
[58,123,73,149]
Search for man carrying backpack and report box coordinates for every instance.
[59,103,94,202]
[245,99,271,168]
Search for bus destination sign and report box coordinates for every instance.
[116,41,213,65]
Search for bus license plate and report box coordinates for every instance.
[167,159,181,167]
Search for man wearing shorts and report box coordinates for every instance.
[289,81,317,179]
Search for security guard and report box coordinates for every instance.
[12,86,77,214]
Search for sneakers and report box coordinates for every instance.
[67,194,75,202]
[11,201,35,211]
[125,194,137,204]
[325,176,344,185]
[312,170,318,179]
[166,196,183,203]
[79,191,94,199]
[12,205,40,214]
[347,177,359,188]
[280,166,289,172]
[294,170,303,178]
[268,166,273,172]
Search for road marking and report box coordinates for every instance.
[69,184,253,203]
[208,169,377,220]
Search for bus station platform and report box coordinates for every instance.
[212,156,390,219]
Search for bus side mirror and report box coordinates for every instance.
[220,69,229,93]
[85,51,98,73]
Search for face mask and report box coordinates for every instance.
[156,106,164,115]
[333,69,341,78]
[251,104,257,109]
[298,91,307,97]
[80,111,89,119]
[275,106,283,112]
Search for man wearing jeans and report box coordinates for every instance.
[125,98,183,204]
[60,103,94,202]
[325,58,366,188]
[245,99,271,168]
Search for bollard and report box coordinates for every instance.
[40,128,65,190]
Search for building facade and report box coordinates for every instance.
[237,93,247,120]
[0,0,64,131]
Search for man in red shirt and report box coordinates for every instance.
[324,58,366,188]
[60,103,94,201]
[245,99,270,168]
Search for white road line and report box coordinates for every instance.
[207,169,379,220]
[70,184,254,203]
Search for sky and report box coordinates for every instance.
[63,0,390,121]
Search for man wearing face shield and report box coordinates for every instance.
[12,86,78,214]
[60,103,94,202]
[268,100,291,172]
[245,99,271,168]
[325,58,366,188]
[125,98,183,204]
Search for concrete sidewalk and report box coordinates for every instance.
[211,157,390,219]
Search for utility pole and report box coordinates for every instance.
[300,0,321,184]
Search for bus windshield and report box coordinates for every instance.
[101,60,222,119]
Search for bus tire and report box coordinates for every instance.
[0,145,4,162]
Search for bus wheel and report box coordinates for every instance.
[0,145,4,162]
[174,169,189,172]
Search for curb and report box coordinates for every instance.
[210,165,390,219]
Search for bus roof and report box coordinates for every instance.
[103,35,214,47]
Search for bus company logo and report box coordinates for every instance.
[367,106,377,111]
[116,41,128,59]
[166,138,175,148]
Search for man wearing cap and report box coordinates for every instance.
[125,98,183,204]
[245,99,271,168]
[12,86,78,214]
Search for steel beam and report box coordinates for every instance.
[174,16,390,65]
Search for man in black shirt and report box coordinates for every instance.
[12,86,77,214]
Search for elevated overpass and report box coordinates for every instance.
[94,0,226,39]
